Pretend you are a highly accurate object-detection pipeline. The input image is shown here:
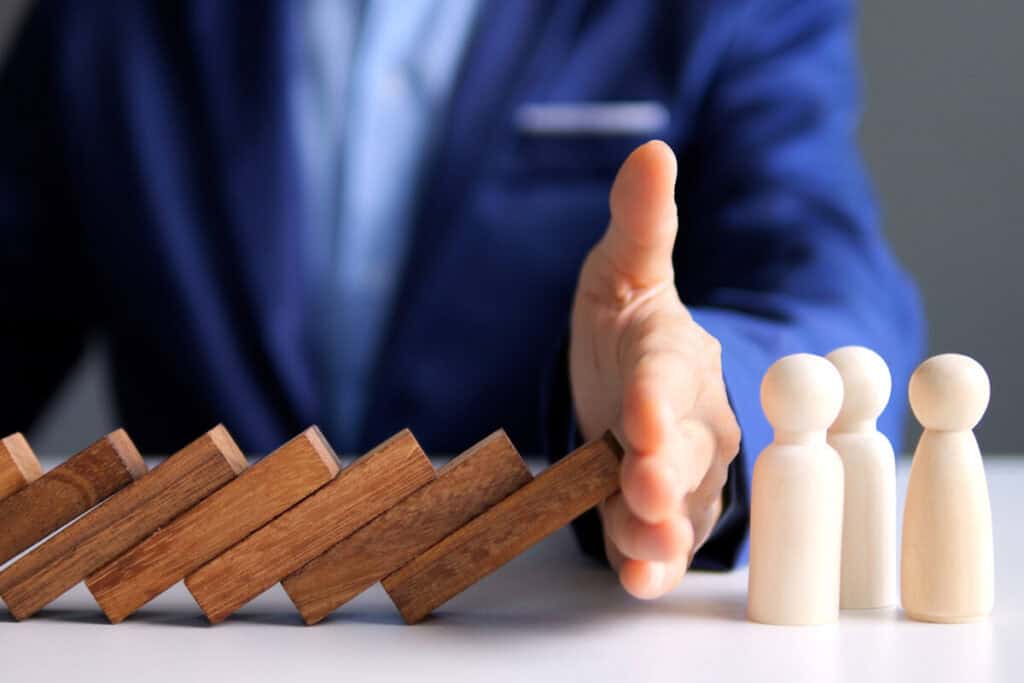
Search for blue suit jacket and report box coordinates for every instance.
[0,0,923,568]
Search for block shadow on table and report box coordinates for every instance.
[1,533,749,629]
[23,607,113,626]
[344,543,749,634]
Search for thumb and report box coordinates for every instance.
[599,140,679,290]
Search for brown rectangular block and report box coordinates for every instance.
[283,429,533,624]
[0,425,246,620]
[382,432,623,624]
[0,429,147,565]
[185,429,434,624]
[86,427,339,623]
[0,433,43,502]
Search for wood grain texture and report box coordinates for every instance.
[0,433,43,502]
[283,429,533,624]
[0,425,246,620]
[186,429,434,624]
[382,432,624,624]
[0,429,147,565]
[85,427,340,623]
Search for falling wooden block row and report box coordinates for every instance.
[186,429,436,624]
[282,429,534,625]
[0,422,623,625]
[86,427,340,624]
[0,425,246,620]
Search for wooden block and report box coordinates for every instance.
[0,425,246,620]
[282,429,533,624]
[0,429,147,565]
[0,433,43,502]
[186,429,434,624]
[85,427,339,623]
[382,432,623,624]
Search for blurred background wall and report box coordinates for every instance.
[1,1,1021,454]
[858,1,1022,451]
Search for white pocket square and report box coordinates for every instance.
[514,101,669,136]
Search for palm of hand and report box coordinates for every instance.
[568,141,740,599]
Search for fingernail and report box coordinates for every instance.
[646,562,666,593]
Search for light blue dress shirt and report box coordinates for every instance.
[292,0,482,450]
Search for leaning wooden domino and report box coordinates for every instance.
[0,425,246,620]
[382,431,623,624]
[185,429,434,624]
[282,429,533,625]
[0,433,43,502]
[0,429,148,566]
[86,427,339,623]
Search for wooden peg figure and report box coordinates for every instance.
[901,353,994,623]
[748,353,845,625]
[827,346,897,609]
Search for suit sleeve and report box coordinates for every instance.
[546,0,924,569]
[680,0,924,567]
[0,3,97,435]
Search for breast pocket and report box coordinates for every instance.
[495,100,672,179]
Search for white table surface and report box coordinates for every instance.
[1,455,1020,683]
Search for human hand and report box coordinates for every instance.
[569,141,741,599]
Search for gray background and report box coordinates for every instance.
[1,1,1021,453]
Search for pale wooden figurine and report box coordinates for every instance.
[827,346,897,609]
[902,353,994,623]
[748,353,845,625]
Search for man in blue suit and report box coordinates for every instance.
[0,1,922,600]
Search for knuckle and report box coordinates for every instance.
[710,456,731,487]
[690,463,729,509]
[708,465,729,494]
[681,417,716,450]
[701,329,722,358]
[688,483,717,511]
[677,419,717,479]
[578,244,634,309]
[719,418,742,459]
